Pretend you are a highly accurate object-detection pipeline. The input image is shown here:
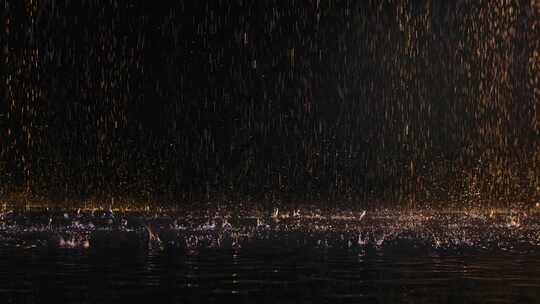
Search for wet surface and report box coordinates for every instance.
[1,210,540,303]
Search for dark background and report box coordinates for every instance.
[1,0,539,207]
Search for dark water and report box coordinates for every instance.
[2,242,540,304]
[1,211,540,303]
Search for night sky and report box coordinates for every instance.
[1,0,539,207]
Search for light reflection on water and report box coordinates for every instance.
[0,240,539,303]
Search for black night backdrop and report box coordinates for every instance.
[2,0,538,208]
[1,1,540,303]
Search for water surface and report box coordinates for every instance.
[1,210,539,303]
